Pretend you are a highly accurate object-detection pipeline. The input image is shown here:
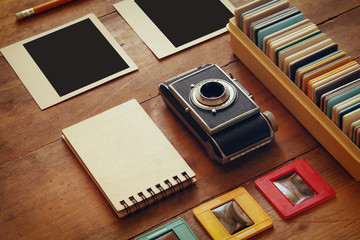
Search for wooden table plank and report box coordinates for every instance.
[140,147,360,240]
[0,12,238,165]
[0,0,118,51]
[318,6,360,60]
[1,0,359,52]
[291,0,360,25]
[1,0,359,239]
[0,91,319,239]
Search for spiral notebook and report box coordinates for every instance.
[61,99,196,218]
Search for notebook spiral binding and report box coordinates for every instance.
[156,183,167,199]
[129,196,141,212]
[138,192,150,208]
[147,187,158,203]
[174,175,184,191]
[119,171,193,216]
[120,200,131,216]
[165,180,175,195]
[183,171,194,187]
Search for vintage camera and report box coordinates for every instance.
[159,64,278,164]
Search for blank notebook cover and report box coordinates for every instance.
[62,99,196,218]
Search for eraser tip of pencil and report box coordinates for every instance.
[15,8,34,21]
[16,12,25,20]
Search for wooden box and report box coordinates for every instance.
[227,17,360,181]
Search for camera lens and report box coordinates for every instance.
[190,79,237,111]
[200,82,225,99]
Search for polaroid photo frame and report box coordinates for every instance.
[1,14,138,110]
[255,159,335,218]
[114,0,235,59]
[193,187,272,240]
[135,218,198,240]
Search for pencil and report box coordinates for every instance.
[16,0,76,20]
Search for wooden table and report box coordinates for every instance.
[1,0,360,239]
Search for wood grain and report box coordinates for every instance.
[0,94,318,239]
[143,147,360,240]
[1,0,359,239]
[318,6,360,60]
[0,12,237,165]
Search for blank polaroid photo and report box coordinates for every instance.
[1,14,138,110]
[114,0,235,59]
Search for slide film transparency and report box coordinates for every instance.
[135,218,198,240]
[255,159,335,218]
[193,187,272,239]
